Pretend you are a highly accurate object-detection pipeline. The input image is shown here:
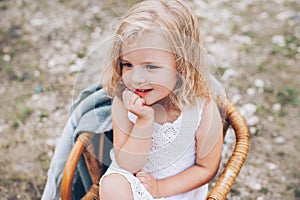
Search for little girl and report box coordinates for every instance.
[99,0,224,199]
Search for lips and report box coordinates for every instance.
[134,88,153,97]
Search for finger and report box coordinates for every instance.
[135,98,145,108]
[127,92,138,107]
[137,172,149,179]
[123,90,134,106]
[137,176,146,184]
[122,90,137,109]
[136,171,148,177]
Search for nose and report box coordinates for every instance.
[131,67,146,84]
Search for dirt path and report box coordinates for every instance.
[0,0,299,199]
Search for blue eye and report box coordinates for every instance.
[145,65,159,70]
[121,62,132,68]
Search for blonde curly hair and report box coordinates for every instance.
[101,0,213,109]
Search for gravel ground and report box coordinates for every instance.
[0,0,299,199]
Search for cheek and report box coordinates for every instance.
[162,71,177,86]
[151,74,177,91]
[121,70,132,86]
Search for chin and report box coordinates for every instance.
[143,98,158,106]
[144,100,154,106]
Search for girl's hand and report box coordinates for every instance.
[122,90,154,122]
[136,171,159,197]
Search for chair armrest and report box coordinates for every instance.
[207,99,250,200]
[61,133,87,200]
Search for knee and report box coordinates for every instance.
[100,174,132,199]
[100,174,119,195]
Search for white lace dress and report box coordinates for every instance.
[100,100,208,199]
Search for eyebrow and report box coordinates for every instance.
[120,58,160,65]
[120,57,130,63]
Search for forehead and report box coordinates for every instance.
[121,30,173,56]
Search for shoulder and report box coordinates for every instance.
[196,99,222,137]
[195,99,223,159]
[201,99,220,119]
[192,98,220,119]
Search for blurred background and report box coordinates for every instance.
[0,0,299,199]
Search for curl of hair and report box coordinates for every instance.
[100,0,214,109]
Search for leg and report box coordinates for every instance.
[100,173,134,200]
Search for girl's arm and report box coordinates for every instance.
[112,95,154,174]
[143,100,223,198]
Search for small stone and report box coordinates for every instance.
[249,182,262,190]
[47,150,53,157]
[243,103,257,115]
[47,58,56,68]
[31,35,39,42]
[30,18,46,26]
[0,124,9,133]
[2,54,11,62]
[267,116,274,121]
[272,103,281,112]
[249,127,257,134]
[70,64,82,73]
[91,27,102,39]
[280,175,286,182]
[33,70,40,77]
[0,86,5,94]
[254,79,264,88]
[274,136,285,144]
[2,46,9,53]
[247,116,259,126]
[276,10,293,21]
[271,131,279,137]
[232,94,242,104]
[259,12,269,20]
[257,196,265,200]
[54,40,63,50]
[231,34,252,45]
[46,138,58,146]
[42,117,48,122]
[37,122,43,128]
[272,35,285,47]
[91,6,100,14]
[266,162,277,170]
[247,88,256,96]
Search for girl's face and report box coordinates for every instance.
[120,31,178,106]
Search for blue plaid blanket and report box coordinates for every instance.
[42,84,112,200]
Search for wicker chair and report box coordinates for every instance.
[61,99,250,200]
